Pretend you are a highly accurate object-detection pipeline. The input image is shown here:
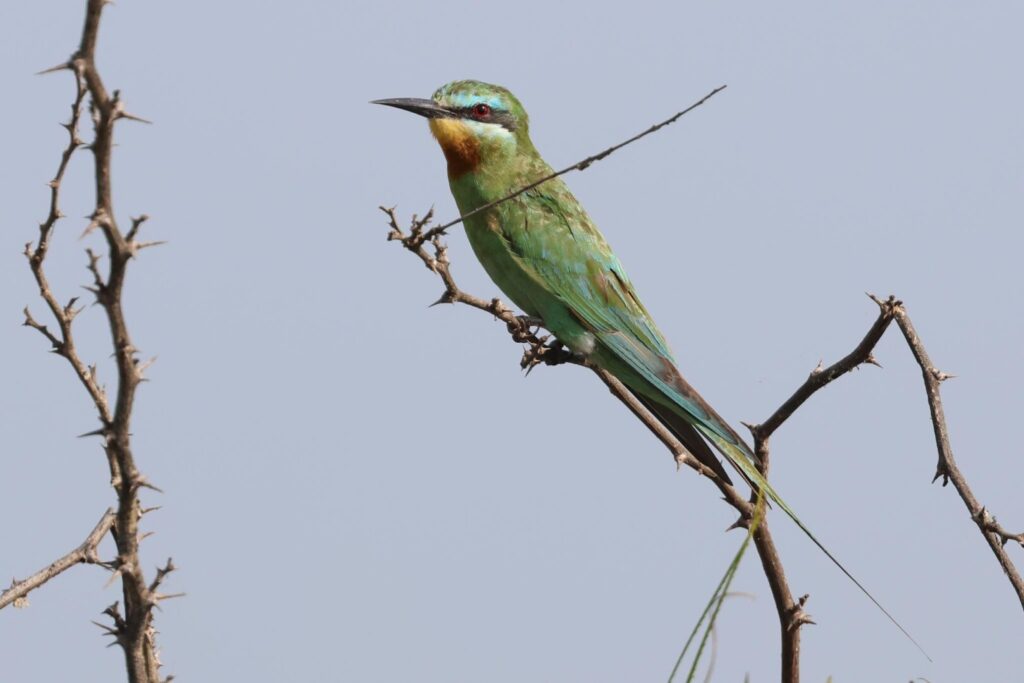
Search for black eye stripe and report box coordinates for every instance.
[455,106,518,131]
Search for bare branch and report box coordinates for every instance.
[891,304,1024,609]
[737,298,903,679]
[18,2,173,681]
[0,509,114,611]
[749,295,898,445]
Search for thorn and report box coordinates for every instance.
[103,565,124,589]
[726,517,749,532]
[136,477,164,494]
[91,620,119,636]
[118,111,153,124]
[866,292,901,310]
[740,421,758,437]
[863,354,883,368]
[980,507,992,523]
[788,594,816,629]
[126,214,150,241]
[80,211,105,238]
[429,291,454,307]
[37,61,72,75]
[931,368,955,382]
[78,427,107,438]
[810,359,824,376]
[136,356,158,377]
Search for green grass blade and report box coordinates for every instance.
[668,495,764,683]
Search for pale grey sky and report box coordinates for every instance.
[2,1,1022,681]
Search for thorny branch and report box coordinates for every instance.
[381,95,1023,682]
[15,2,174,682]
[0,510,115,611]
[741,297,901,681]
[890,304,1024,609]
[382,205,796,669]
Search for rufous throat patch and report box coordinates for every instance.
[429,118,481,178]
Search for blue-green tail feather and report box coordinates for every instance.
[695,426,932,661]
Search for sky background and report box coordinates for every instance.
[2,1,1022,681]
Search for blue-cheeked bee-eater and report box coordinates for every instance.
[375,80,921,651]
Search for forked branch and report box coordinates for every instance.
[0,510,115,611]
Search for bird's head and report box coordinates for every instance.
[373,80,532,178]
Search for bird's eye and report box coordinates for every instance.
[472,103,492,118]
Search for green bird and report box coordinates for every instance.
[375,80,921,651]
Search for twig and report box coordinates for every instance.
[0,509,115,611]
[409,85,727,245]
[382,206,579,371]
[748,297,897,447]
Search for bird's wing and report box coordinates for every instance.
[496,181,926,656]
[505,182,747,454]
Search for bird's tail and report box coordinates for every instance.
[633,393,735,485]
[695,426,931,661]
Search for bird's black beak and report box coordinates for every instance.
[371,97,452,119]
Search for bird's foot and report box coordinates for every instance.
[521,337,578,373]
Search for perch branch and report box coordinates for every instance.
[382,204,818,678]
[381,89,1023,680]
